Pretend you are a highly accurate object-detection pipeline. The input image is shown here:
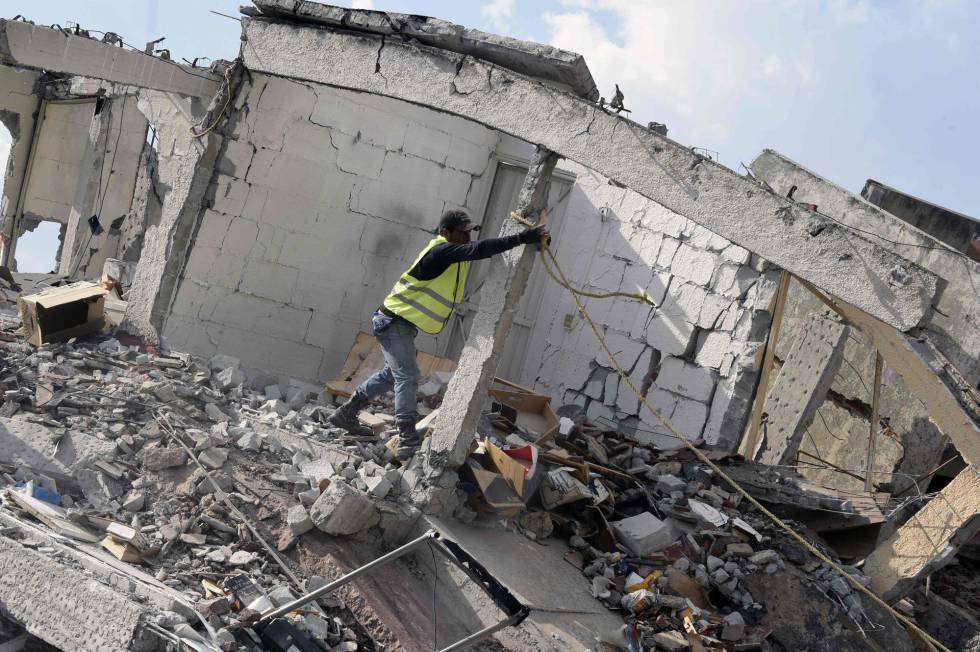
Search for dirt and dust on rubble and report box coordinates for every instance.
[0,274,952,652]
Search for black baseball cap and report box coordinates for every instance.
[438,210,482,233]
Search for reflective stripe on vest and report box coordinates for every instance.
[383,236,469,334]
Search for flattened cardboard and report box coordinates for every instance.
[484,439,538,497]
[18,281,107,346]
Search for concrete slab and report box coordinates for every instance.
[0,416,116,479]
[0,19,219,98]
[428,516,610,617]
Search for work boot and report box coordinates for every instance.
[394,419,421,461]
[327,395,373,437]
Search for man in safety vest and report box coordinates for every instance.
[328,209,549,460]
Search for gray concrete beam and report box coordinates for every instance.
[240,18,939,331]
[756,312,849,465]
[750,149,980,385]
[426,146,557,475]
[0,537,156,651]
[0,19,220,98]
[863,465,980,602]
[248,0,599,100]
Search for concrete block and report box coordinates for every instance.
[713,263,759,299]
[287,504,314,535]
[364,474,392,499]
[438,166,471,205]
[446,135,492,174]
[143,447,187,471]
[335,132,386,178]
[211,175,250,217]
[696,331,733,369]
[670,398,709,441]
[641,202,688,239]
[670,244,718,286]
[610,512,676,556]
[309,481,380,535]
[656,237,681,268]
[645,310,696,356]
[76,468,123,509]
[403,123,450,163]
[656,357,716,402]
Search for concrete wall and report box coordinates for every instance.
[516,163,777,448]
[162,73,501,381]
[0,65,40,246]
[162,73,774,449]
[775,278,946,495]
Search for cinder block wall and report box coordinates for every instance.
[518,163,779,449]
[163,73,774,449]
[162,74,500,382]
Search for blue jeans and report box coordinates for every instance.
[353,311,420,423]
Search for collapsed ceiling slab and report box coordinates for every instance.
[0,19,220,98]
[246,0,600,101]
[239,15,940,332]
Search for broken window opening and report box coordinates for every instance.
[14,219,63,273]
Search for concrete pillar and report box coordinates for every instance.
[756,312,849,465]
[59,100,112,277]
[864,465,980,601]
[424,146,558,480]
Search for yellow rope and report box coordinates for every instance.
[512,212,951,651]
[190,72,232,138]
[509,212,659,307]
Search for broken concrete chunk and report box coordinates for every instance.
[309,481,379,535]
[198,447,229,470]
[228,550,256,566]
[75,468,124,509]
[649,630,689,651]
[364,474,391,499]
[180,532,206,546]
[214,366,245,391]
[209,354,240,373]
[610,512,676,557]
[144,447,188,470]
[722,611,746,641]
[656,474,686,494]
[236,431,262,451]
[121,490,145,512]
[287,504,314,535]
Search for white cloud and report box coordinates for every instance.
[351,0,375,9]
[762,54,785,79]
[482,0,516,30]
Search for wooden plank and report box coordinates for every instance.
[796,277,980,466]
[865,353,884,492]
[3,489,99,543]
[741,271,791,458]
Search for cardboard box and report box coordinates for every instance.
[483,439,539,498]
[488,378,559,442]
[18,281,107,346]
[326,331,456,398]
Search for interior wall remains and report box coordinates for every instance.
[161,73,502,382]
[516,161,778,448]
[0,65,40,264]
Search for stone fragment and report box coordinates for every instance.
[198,447,229,470]
[309,481,379,535]
[726,542,754,558]
[722,611,745,641]
[236,431,262,451]
[122,491,145,512]
[75,468,123,508]
[610,512,676,557]
[287,504,314,535]
[749,550,779,565]
[228,550,255,565]
[650,630,689,651]
[656,474,686,494]
[180,533,206,545]
[144,447,188,470]
[364,474,391,499]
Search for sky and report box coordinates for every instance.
[1,0,977,270]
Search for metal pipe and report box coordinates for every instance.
[258,529,440,623]
[435,611,526,652]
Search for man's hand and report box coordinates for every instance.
[520,224,551,246]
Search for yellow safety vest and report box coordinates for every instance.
[383,237,469,334]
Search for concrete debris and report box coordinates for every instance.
[309,480,380,535]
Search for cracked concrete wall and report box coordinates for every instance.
[0,65,40,249]
[161,73,500,381]
[19,100,94,227]
[776,277,947,496]
[61,94,148,279]
[517,162,777,450]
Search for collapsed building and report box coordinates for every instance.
[0,3,977,651]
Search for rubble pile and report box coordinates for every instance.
[0,307,401,650]
[453,406,917,651]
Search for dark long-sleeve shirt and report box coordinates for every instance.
[408,234,525,281]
